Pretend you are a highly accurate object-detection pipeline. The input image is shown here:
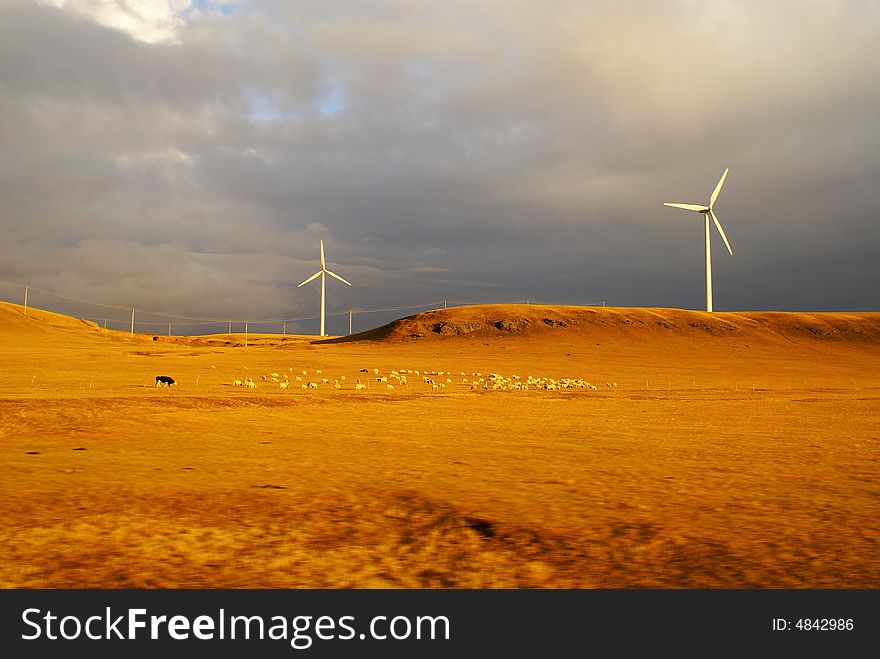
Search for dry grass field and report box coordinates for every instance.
[1,301,878,588]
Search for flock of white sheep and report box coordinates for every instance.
[227,367,614,393]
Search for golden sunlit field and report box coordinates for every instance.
[1,301,878,588]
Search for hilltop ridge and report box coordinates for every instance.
[321,304,880,346]
[3,301,880,351]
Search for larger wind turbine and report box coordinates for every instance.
[298,239,351,336]
[664,168,734,312]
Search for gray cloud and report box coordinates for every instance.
[1,0,878,329]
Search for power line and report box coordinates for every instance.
[0,279,607,334]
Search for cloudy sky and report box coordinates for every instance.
[1,0,878,333]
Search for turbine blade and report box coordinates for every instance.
[297,270,322,287]
[710,168,729,208]
[320,239,325,269]
[664,202,709,212]
[710,210,733,255]
[325,269,352,286]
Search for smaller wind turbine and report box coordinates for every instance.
[664,168,734,313]
[298,239,351,336]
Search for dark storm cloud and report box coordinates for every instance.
[1,0,878,325]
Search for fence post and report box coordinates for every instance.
[24,286,28,315]
[228,320,232,334]
[131,308,135,335]
[168,322,172,336]
[283,321,286,336]
[245,320,248,348]
[444,300,447,309]
[349,309,353,335]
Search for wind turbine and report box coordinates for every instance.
[664,168,734,313]
[298,239,351,336]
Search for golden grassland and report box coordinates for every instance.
[1,302,878,588]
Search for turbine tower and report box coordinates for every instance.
[664,168,734,312]
[298,239,351,336]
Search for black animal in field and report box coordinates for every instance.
[155,375,176,388]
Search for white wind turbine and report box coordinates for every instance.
[664,168,734,312]
[298,239,351,336]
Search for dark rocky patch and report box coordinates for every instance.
[492,318,531,332]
